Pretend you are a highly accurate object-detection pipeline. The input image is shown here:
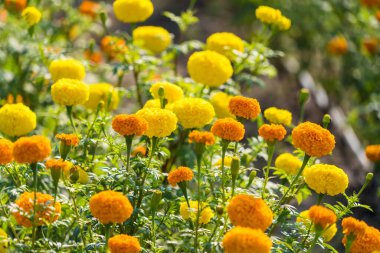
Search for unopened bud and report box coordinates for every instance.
[298,88,310,106]
[100,12,107,26]
[322,114,331,129]
[216,205,224,216]
[366,173,374,183]
[69,166,80,183]
[231,157,240,181]
[246,170,257,188]
[151,190,162,212]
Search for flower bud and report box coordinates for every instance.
[151,190,162,212]
[322,114,331,129]
[216,205,224,216]
[231,156,240,181]
[366,172,374,183]
[298,88,310,106]
[246,170,257,188]
[69,166,80,183]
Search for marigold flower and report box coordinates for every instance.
[303,164,348,196]
[0,139,13,165]
[133,26,172,53]
[360,0,380,7]
[363,38,378,55]
[101,36,128,58]
[223,226,272,253]
[13,192,61,227]
[84,50,103,64]
[22,6,41,26]
[187,50,233,87]
[108,234,141,253]
[264,107,292,126]
[278,16,291,30]
[210,92,235,119]
[258,124,287,142]
[376,10,380,21]
[188,130,215,145]
[179,201,214,224]
[275,153,302,175]
[136,108,177,137]
[255,6,282,25]
[0,103,36,137]
[214,156,233,168]
[206,32,244,59]
[229,96,261,120]
[211,118,245,142]
[13,135,51,164]
[292,122,335,157]
[51,78,90,106]
[131,146,147,157]
[112,114,148,136]
[227,194,273,231]
[5,0,27,12]
[89,190,133,224]
[296,210,337,242]
[327,36,348,55]
[113,0,153,23]
[45,158,72,173]
[170,98,215,129]
[168,166,193,186]
[0,228,7,252]
[365,145,380,162]
[55,133,79,147]
[49,59,86,81]
[149,82,183,103]
[143,99,162,109]
[79,1,100,18]
[308,205,337,228]
[84,83,119,111]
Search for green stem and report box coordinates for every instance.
[104,224,111,253]
[132,65,143,108]
[70,190,88,251]
[123,135,134,194]
[31,163,38,249]
[262,142,275,198]
[299,103,306,124]
[195,153,203,253]
[66,106,78,134]
[220,141,229,203]
[306,229,322,253]
[345,234,355,253]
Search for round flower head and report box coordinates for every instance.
[255,6,282,25]
[0,228,7,253]
[112,114,148,136]
[179,201,214,224]
[135,108,177,137]
[303,164,349,196]
[51,78,90,106]
[108,234,141,253]
[264,107,292,126]
[292,122,335,157]
[275,153,302,175]
[327,36,348,55]
[133,26,172,53]
[214,156,233,168]
[5,0,27,12]
[89,190,133,224]
[229,96,261,120]
[187,50,233,87]
[143,99,162,109]
[277,16,291,30]
[227,194,273,231]
[113,0,153,23]
[13,135,51,164]
[55,133,80,147]
[45,158,72,173]
[363,38,378,55]
[13,192,61,227]
[168,166,193,186]
[0,103,36,137]
[223,226,272,253]
[206,32,244,59]
[49,59,86,81]
[258,124,287,142]
[132,146,147,157]
[210,92,235,119]
[170,98,215,129]
[211,118,245,142]
[22,6,41,26]
[0,139,13,165]
[365,145,380,162]
[79,1,100,18]
[84,83,119,111]
[308,205,337,228]
[296,210,337,242]
[149,82,183,103]
[188,130,215,145]
[101,36,128,58]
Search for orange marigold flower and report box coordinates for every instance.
[45,158,72,173]
[292,122,335,157]
[223,226,272,253]
[228,96,261,120]
[112,114,148,136]
[108,234,142,253]
[84,50,103,64]
[188,130,215,145]
[5,0,27,12]
[131,146,147,157]
[363,38,378,55]
[211,118,245,142]
[376,10,380,22]
[0,138,13,165]
[13,136,51,164]
[167,166,194,187]
[308,205,337,228]
[79,1,100,18]
[227,194,273,231]
[12,192,61,227]
[101,36,127,59]
[327,36,348,55]
[258,124,287,142]
[55,133,80,147]
[360,0,380,7]
[89,190,133,224]
[365,145,380,162]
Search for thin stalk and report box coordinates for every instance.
[66,106,78,134]
[31,163,38,249]
[123,135,134,194]
[262,142,275,198]
[132,66,143,108]
[195,153,203,253]
[104,224,111,253]
[220,141,229,203]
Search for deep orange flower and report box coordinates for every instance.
[211,118,245,142]
[131,146,147,157]
[5,0,27,12]
[327,36,348,55]
[360,0,380,7]
[79,1,100,18]
[308,205,337,228]
[108,234,142,253]
[84,50,103,64]
[167,166,194,186]
[376,10,380,21]
[363,38,378,55]
[45,158,72,173]
[258,124,287,142]
[13,136,51,164]
[101,36,127,59]
[112,114,148,136]
[0,138,13,165]
[56,133,80,147]
[188,130,215,145]
[228,96,261,120]
[365,144,380,162]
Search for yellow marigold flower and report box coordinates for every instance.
[277,16,291,30]
[211,118,245,142]
[223,226,272,253]
[264,107,292,126]
[296,210,337,242]
[187,50,233,87]
[210,92,235,119]
[0,228,7,253]
[45,158,72,173]
[108,234,141,253]
[0,139,13,165]
[179,201,214,224]
[55,133,80,147]
[214,156,233,168]
[170,98,215,129]
[0,103,36,137]
[292,121,335,157]
[13,135,51,164]
[227,194,273,231]
[258,124,287,142]
[22,6,41,26]
[51,78,90,106]
[101,36,128,58]
[366,145,380,162]
[84,83,119,111]
[13,192,61,227]
[89,190,133,224]
[133,26,172,53]
[303,164,349,196]
[229,96,261,120]
[49,59,86,81]
[327,36,348,55]
[143,99,162,109]
[255,6,282,25]
[112,114,148,136]
[113,0,153,23]
[308,205,337,228]
[131,145,147,157]
[168,166,193,186]
[149,82,183,103]
[188,130,215,145]
[5,0,27,12]
[275,153,302,175]
[135,108,177,137]
[206,32,244,59]
[79,1,100,18]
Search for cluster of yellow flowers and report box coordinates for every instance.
[255,6,291,30]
